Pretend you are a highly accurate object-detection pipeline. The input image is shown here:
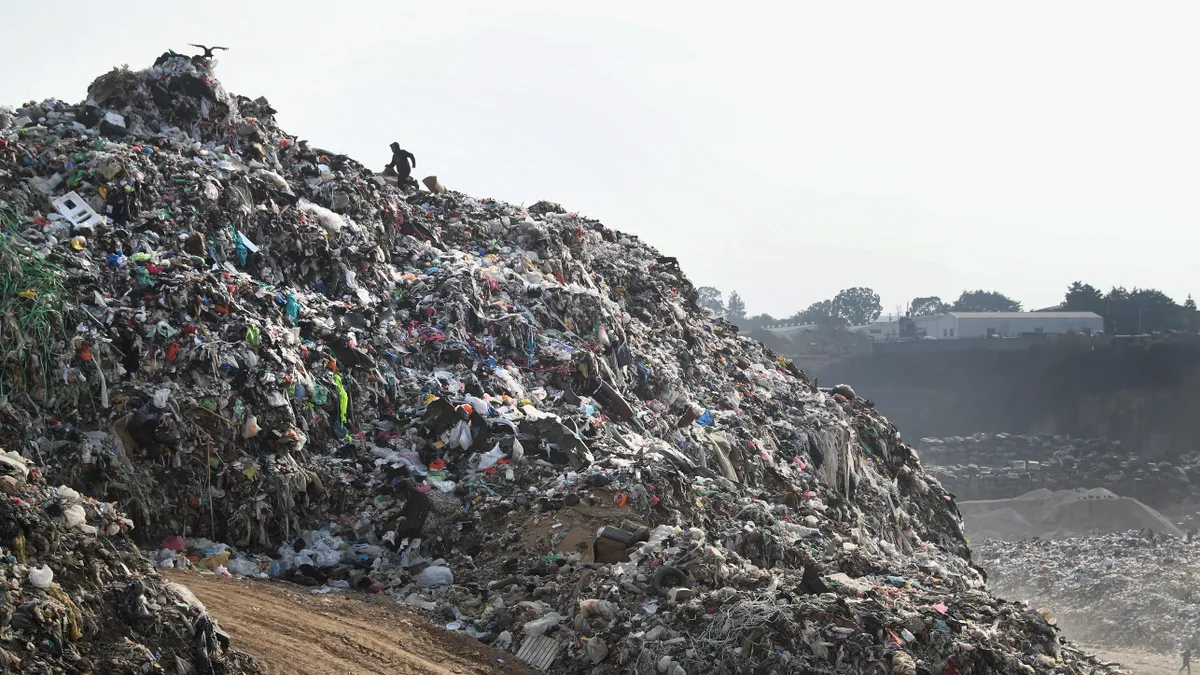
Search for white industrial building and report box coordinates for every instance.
[848,319,902,340]
[761,322,817,339]
[912,312,1103,339]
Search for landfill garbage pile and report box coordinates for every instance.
[0,450,258,674]
[921,432,1199,507]
[979,530,1200,654]
[0,56,1125,673]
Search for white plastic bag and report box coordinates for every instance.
[57,486,82,504]
[28,565,54,589]
[297,199,345,234]
[307,543,342,568]
[62,503,88,530]
[415,565,454,588]
[152,387,170,409]
[522,612,563,637]
[227,557,260,577]
[450,420,473,450]
[463,395,490,416]
[477,444,506,470]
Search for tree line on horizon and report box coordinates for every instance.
[698,284,1197,334]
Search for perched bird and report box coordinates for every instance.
[188,44,229,59]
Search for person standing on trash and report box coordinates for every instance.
[393,479,431,541]
[1181,645,1191,675]
[386,142,417,189]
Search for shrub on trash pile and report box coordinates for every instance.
[0,202,70,406]
[980,531,1200,654]
[0,56,1124,673]
[0,451,258,674]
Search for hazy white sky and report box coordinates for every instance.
[3,1,1197,318]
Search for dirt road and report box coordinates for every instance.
[173,572,1178,675]
[171,572,535,675]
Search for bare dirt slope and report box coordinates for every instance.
[170,572,534,675]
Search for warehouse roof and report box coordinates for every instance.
[946,312,1102,320]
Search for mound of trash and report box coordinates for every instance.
[0,55,1123,673]
[959,488,1183,542]
[979,531,1200,654]
[0,451,257,673]
[920,432,1199,507]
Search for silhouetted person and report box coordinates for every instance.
[395,480,431,539]
[386,142,416,188]
[800,562,829,594]
[1181,647,1191,675]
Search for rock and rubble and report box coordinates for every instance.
[0,451,257,673]
[980,531,1200,655]
[920,432,1200,508]
[0,56,1128,673]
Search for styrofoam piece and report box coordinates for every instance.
[52,191,105,228]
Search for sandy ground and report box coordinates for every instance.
[1087,645,1182,675]
[169,572,535,675]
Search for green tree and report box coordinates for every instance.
[910,296,949,317]
[727,291,747,324]
[951,290,1023,312]
[795,300,838,327]
[696,286,725,315]
[1186,295,1197,311]
[1063,281,1105,314]
[1104,287,1180,333]
[743,313,778,330]
[1129,288,1176,306]
[832,287,883,326]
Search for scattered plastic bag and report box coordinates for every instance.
[522,612,563,637]
[476,444,506,470]
[415,565,454,588]
[450,420,473,450]
[28,565,54,589]
[226,557,260,577]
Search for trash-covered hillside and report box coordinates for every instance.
[0,55,1122,673]
[0,451,257,674]
[980,531,1200,655]
[920,432,1200,507]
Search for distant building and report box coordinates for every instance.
[848,319,902,340]
[911,312,1103,339]
[761,322,818,339]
